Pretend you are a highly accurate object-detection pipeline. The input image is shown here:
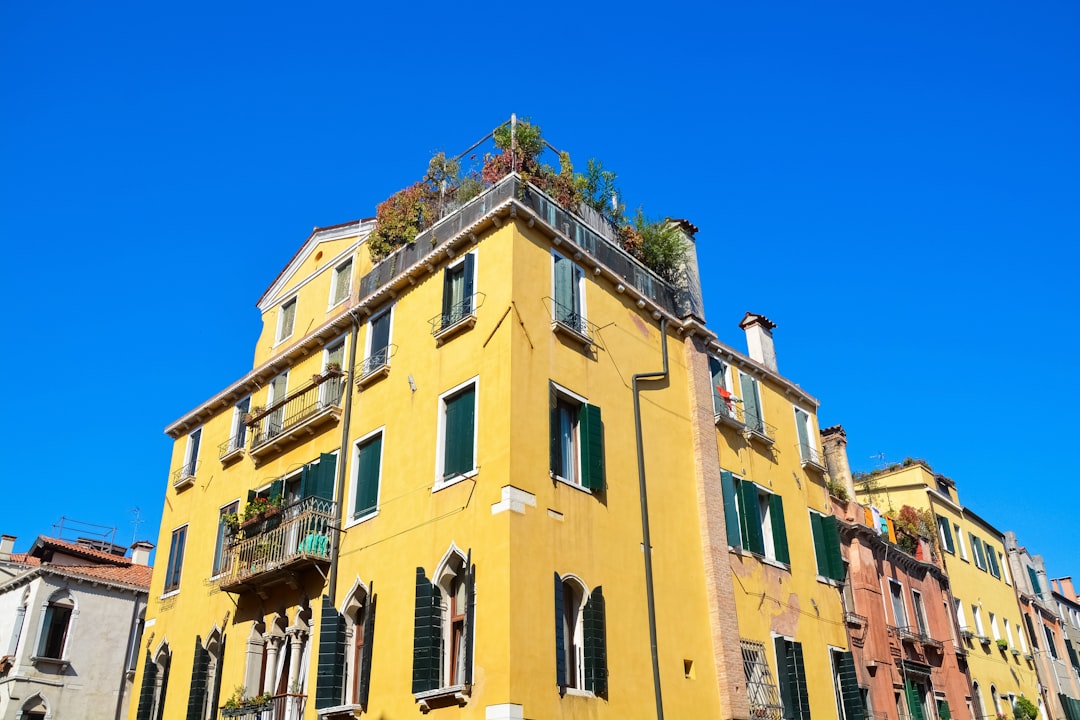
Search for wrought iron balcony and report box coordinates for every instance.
[890,624,943,648]
[216,497,334,595]
[430,293,485,343]
[247,370,345,460]
[713,400,776,444]
[171,460,200,490]
[798,443,827,472]
[220,693,306,719]
[218,434,246,463]
[546,297,600,348]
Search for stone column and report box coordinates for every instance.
[263,635,284,695]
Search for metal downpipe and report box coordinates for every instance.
[327,311,361,603]
[633,316,669,720]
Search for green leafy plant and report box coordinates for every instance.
[243,495,283,522]
[1014,696,1038,720]
[621,209,689,283]
[892,505,939,559]
[996,639,1009,650]
[826,477,849,501]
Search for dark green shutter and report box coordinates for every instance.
[740,373,761,430]
[986,543,1000,578]
[836,651,866,720]
[155,652,171,720]
[791,641,810,720]
[1029,566,1042,597]
[186,637,209,720]
[1066,638,1079,669]
[554,574,567,691]
[549,401,559,478]
[412,568,442,693]
[246,489,256,505]
[462,253,475,313]
[937,516,955,554]
[822,515,845,581]
[774,638,796,720]
[315,596,346,709]
[463,550,475,686]
[209,635,226,718]
[739,481,764,556]
[354,435,382,517]
[971,534,985,570]
[770,494,790,565]
[309,453,337,501]
[938,699,952,720]
[811,513,829,576]
[580,404,605,491]
[554,254,576,322]
[721,472,743,550]
[298,464,309,500]
[904,680,926,720]
[269,478,284,503]
[583,586,607,698]
[136,651,158,720]
[1026,613,1040,649]
[443,387,475,478]
[358,590,376,708]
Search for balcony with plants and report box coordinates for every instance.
[712,391,777,444]
[246,367,345,461]
[221,689,306,720]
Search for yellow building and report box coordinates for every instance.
[131,126,847,720]
[856,463,1040,719]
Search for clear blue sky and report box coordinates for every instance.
[2,2,1077,575]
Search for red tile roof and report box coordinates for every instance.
[46,563,153,590]
[8,553,41,566]
[30,536,130,566]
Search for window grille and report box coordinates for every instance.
[741,640,784,720]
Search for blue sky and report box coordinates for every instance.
[2,2,1077,575]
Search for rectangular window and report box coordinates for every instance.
[985,542,1001,579]
[890,581,908,627]
[277,297,297,343]
[440,253,476,330]
[212,502,238,576]
[973,605,985,636]
[266,371,289,439]
[739,371,766,435]
[230,397,250,452]
[184,428,201,477]
[809,511,845,582]
[1045,625,1059,659]
[793,407,816,463]
[912,590,929,635]
[352,431,383,520]
[831,648,867,720]
[37,599,73,659]
[321,340,346,407]
[552,251,586,335]
[937,516,955,554]
[164,525,187,593]
[1018,622,1029,652]
[954,599,967,630]
[721,472,789,564]
[709,356,734,417]
[549,385,605,492]
[331,258,353,307]
[1005,620,1015,649]
[1028,566,1042,598]
[970,533,987,571]
[955,524,968,560]
[438,380,477,483]
[740,640,784,719]
[774,637,810,720]
[990,612,1000,641]
[363,310,392,374]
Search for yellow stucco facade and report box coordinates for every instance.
[856,464,1040,719]
[134,172,860,720]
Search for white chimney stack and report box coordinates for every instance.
[130,541,154,566]
[0,535,15,561]
[739,312,778,373]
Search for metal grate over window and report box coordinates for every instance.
[742,640,784,720]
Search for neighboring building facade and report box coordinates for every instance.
[133,146,852,720]
[1005,534,1080,720]
[1049,578,1080,720]
[0,535,152,720]
[855,463,1041,720]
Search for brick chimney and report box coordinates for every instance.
[1053,577,1077,602]
[0,535,15,561]
[821,425,857,500]
[739,312,778,373]
[130,541,155,566]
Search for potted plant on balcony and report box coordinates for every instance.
[243,407,263,425]
[996,639,1009,651]
[222,687,273,717]
[222,513,241,537]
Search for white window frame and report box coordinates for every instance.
[183,427,202,477]
[912,589,929,635]
[1018,623,1029,653]
[990,612,1000,641]
[973,605,985,636]
[162,524,188,597]
[362,306,394,374]
[1005,620,1015,649]
[737,370,767,435]
[434,377,479,491]
[558,574,590,694]
[275,296,297,344]
[757,491,776,561]
[708,356,734,418]
[347,426,385,527]
[329,257,354,310]
[231,398,250,452]
[550,382,589,492]
[889,580,908,627]
[1001,551,1012,585]
[550,249,587,332]
[433,549,473,689]
[439,251,478,332]
[956,524,968,561]
[211,500,240,579]
[955,599,967,629]
[792,405,817,463]
[34,591,76,661]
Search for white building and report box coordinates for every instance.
[0,535,152,720]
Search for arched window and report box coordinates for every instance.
[20,692,49,720]
[341,581,376,708]
[412,548,474,696]
[972,681,984,720]
[36,592,75,660]
[135,640,171,720]
[990,684,1001,717]
[554,573,607,697]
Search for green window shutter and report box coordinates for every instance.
[1028,566,1042,597]
[822,515,845,581]
[904,680,926,720]
[740,373,762,430]
[315,596,346,709]
[770,494,790,565]
[937,516,955,554]
[1065,638,1078,668]
[794,408,810,453]
[412,569,442,693]
[209,636,226,717]
[553,254,578,322]
[583,586,607,698]
[443,387,475,478]
[306,453,337,502]
[135,651,158,720]
[837,651,866,720]
[358,591,377,708]
[580,404,605,491]
[810,513,829,576]
[774,637,796,720]
[937,699,952,720]
[462,550,475,686]
[186,637,209,720]
[971,534,985,570]
[462,253,475,313]
[554,573,567,691]
[354,435,382,518]
[269,478,284,504]
[155,653,171,720]
[739,481,764,556]
[790,641,810,720]
[721,472,743,550]
[986,544,1000,578]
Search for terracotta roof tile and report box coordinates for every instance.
[31,536,130,566]
[46,563,153,589]
[8,553,40,566]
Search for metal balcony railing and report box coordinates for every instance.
[248,370,344,450]
[798,443,827,470]
[221,693,306,719]
[216,497,334,590]
[430,293,485,337]
[714,399,777,441]
[545,297,601,346]
[219,433,246,460]
[890,624,943,648]
[171,459,200,487]
[356,174,687,318]
[358,345,397,380]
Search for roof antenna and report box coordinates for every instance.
[129,507,145,545]
[510,113,517,174]
[870,452,886,469]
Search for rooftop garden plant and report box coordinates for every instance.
[366,118,688,281]
[891,504,938,559]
